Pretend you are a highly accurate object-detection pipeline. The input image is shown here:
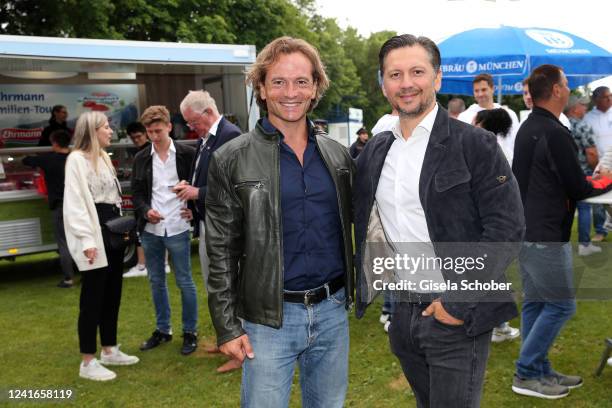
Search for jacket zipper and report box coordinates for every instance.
[234,181,265,189]
[276,140,284,324]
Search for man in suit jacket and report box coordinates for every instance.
[353,34,524,407]
[175,90,242,371]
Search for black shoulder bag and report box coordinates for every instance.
[104,177,137,250]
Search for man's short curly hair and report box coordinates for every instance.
[246,36,329,112]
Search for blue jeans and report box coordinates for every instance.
[516,242,576,379]
[141,230,198,334]
[241,289,349,408]
[576,201,592,245]
[592,204,608,236]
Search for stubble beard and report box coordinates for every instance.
[394,90,435,119]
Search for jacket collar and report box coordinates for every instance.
[531,106,565,126]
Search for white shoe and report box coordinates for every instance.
[100,345,140,366]
[608,357,612,367]
[491,325,520,342]
[79,358,116,381]
[379,313,390,325]
[578,243,602,256]
[384,320,391,333]
[165,263,171,274]
[123,264,147,278]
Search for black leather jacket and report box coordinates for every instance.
[205,121,355,346]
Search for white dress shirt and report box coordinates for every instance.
[375,104,446,292]
[145,140,190,237]
[583,108,612,157]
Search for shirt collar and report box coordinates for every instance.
[391,103,438,140]
[261,116,316,142]
[208,115,223,137]
[150,138,176,156]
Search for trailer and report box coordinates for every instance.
[0,35,258,265]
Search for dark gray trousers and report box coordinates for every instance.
[389,302,492,408]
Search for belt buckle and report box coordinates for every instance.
[304,290,314,306]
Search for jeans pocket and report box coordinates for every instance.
[329,288,346,305]
[431,315,464,330]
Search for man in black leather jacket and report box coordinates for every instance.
[353,34,524,407]
[205,37,354,407]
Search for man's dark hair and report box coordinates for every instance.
[527,64,563,104]
[475,109,513,138]
[126,121,146,136]
[473,73,494,88]
[49,129,71,148]
[379,34,441,75]
[592,86,610,102]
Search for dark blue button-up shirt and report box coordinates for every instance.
[262,118,345,291]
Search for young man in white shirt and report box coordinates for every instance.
[131,106,198,355]
[458,73,520,137]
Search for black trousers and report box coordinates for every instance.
[388,302,492,408]
[78,204,124,354]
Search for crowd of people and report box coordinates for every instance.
[21,32,612,406]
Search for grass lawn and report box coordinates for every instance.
[1,245,611,407]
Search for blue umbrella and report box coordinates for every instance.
[437,25,612,96]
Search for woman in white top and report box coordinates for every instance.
[63,111,139,381]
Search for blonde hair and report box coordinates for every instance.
[141,105,171,126]
[73,111,113,174]
[246,36,329,112]
[179,90,219,115]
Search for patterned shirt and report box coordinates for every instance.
[570,117,596,173]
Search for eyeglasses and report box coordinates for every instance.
[186,110,208,129]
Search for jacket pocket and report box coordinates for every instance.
[234,180,267,190]
[434,168,471,193]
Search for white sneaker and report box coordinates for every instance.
[491,324,520,342]
[608,357,612,367]
[165,263,171,274]
[123,264,147,278]
[79,358,116,381]
[384,320,391,333]
[578,243,602,256]
[379,312,391,325]
[100,345,140,366]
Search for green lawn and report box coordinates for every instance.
[0,247,611,407]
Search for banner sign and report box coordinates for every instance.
[0,84,139,148]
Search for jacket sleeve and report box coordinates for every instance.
[205,153,246,346]
[547,130,612,199]
[441,131,524,322]
[63,154,97,252]
[131,154,151,222]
